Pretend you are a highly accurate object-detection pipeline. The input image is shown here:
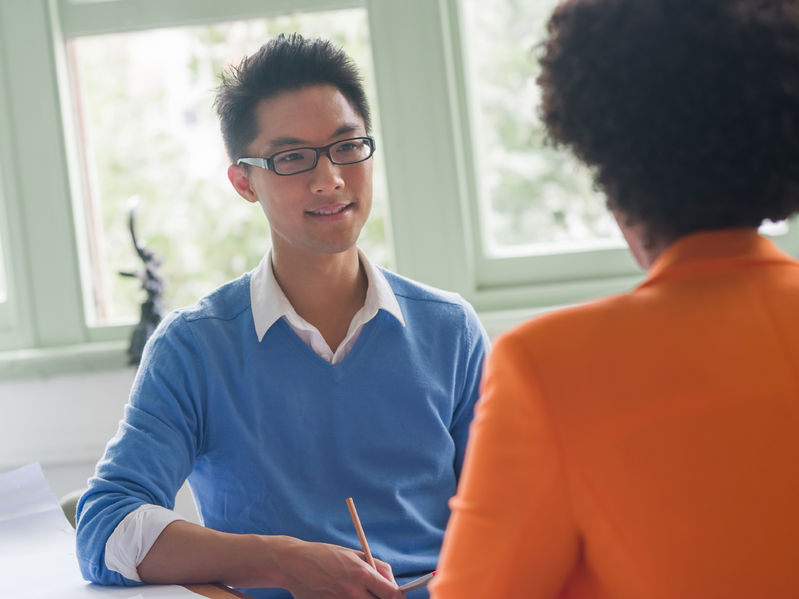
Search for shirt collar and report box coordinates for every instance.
[640,228,796,289]
[249,248,405,342]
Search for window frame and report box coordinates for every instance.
[0,56,19,334]
[0,0,91,370]
[2,0,797,378]
[444,0,799,312]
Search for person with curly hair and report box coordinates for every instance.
[431,0,799,597]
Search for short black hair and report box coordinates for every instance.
[215,33,371,162]
[538,0,799,243]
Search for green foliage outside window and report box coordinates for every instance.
[463,0,620,255]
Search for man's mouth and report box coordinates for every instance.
[307,203,352,216]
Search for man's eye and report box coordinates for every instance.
[277,152,306,163]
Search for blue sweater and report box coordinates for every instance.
[76,268,489,599]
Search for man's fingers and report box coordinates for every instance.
[372,556,396,582]
[364,566,403,599]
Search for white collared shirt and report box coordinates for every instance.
[250,248,405,363]
[104,248,405,581]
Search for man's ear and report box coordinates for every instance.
[228,164,259,204]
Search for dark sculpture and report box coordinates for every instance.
[119,203,166,365]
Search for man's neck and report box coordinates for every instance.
[271,246,368,350]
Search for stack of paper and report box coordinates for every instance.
[0,463,203,599]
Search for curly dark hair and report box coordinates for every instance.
[538,0,799,243]
[215,33,371,163]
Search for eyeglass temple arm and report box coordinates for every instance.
[237,157,270,169]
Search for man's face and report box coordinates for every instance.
[229,84,373,261]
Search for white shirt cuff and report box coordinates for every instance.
[104,504,186,582]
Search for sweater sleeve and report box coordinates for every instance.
[431,331,579,598]
[449,301,491,479]
[75,314,204,585]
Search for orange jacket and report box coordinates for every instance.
[431,229,799,599]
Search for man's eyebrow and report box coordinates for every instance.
[265,124,364,152]
[266,136,307,151]
[329,124,362,139]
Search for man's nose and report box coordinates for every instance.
[310,152,345,193]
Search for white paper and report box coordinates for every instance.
[0,463,205,599]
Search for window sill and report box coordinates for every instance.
[0,341,131,381]
[0,294,618,381]
[0,301,595,381]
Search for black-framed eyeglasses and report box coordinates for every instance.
[237,136,376,176]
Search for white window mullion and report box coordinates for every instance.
[0,3,35,350]
[366,0,475,296]
[0,0,86,349]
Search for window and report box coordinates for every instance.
[455,0,799,307]
[461,0,619,258]
[2,0,798,377]
[0,233,6,303]
[453,0,641,305]
[66,9,391,325]
[0,26,25,342]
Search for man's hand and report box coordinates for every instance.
[138,520,404,597]
[278,538,404,599]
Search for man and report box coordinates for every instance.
[76,33,489,599]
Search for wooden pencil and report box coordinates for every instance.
[345,496,377,570]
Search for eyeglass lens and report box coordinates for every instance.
[272,138,373,175]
